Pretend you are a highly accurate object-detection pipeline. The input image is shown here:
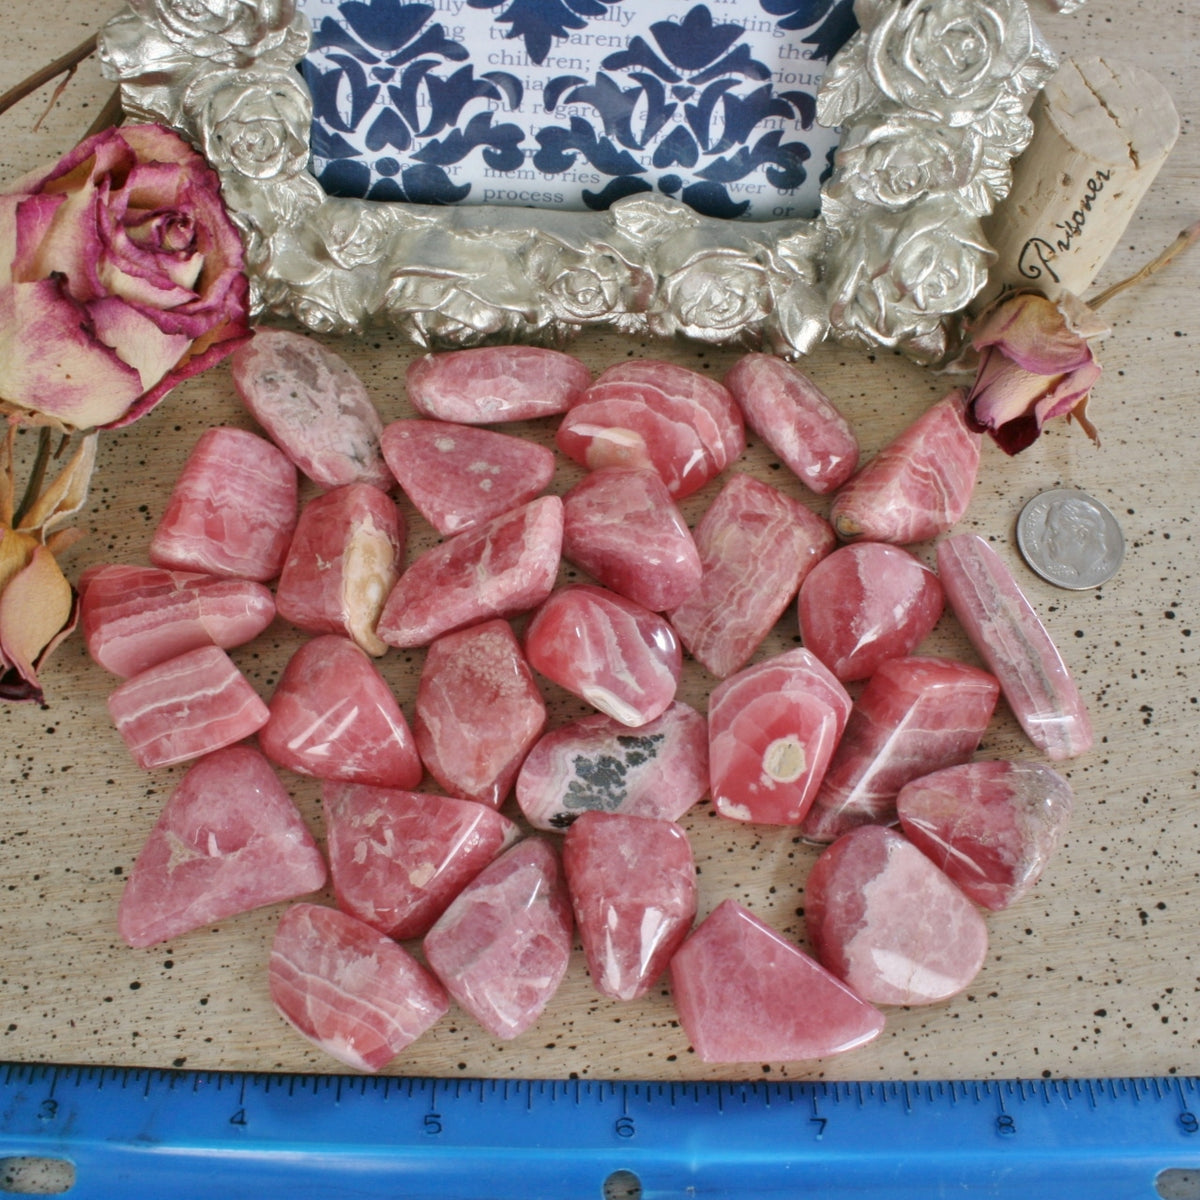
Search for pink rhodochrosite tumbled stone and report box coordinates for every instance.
[414,619,547,808]
[381,419,556,536]
[797,542,945,682]
[406,345,591,423]
[275,483,403,657]
[830,390,982,545]
[230,328,391,490]
[724,353,858,494]
[323,783,520,940]
[423,838,573,1040]
[515,701,708,830]
[897,760,1073,910]
[668,473,836,679]
[118,746,326,947]
[107,645,269,770]
[937,533,1094,760]
[804,825,989,1006]
[259,635,421,789]
[668,900,885,1063]
[525,585,682,727]
[376,495,563,649]
[561,467,701,611]
[708,648,852,826]
[562,811,697,1001]
[150,426,298,582]
[799,655,1000,843]
[79,564,275,678]
[269,902,449,1072]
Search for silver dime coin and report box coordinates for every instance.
[1017,488,1125,589]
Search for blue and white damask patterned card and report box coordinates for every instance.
[297,0,856,220]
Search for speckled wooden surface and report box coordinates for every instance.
[1,0,1197,1085]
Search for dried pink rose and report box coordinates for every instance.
[964,290,1105,455]
[0,123,250,431]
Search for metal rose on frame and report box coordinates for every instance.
[98,0,1067,361]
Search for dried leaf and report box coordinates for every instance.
[17,431,98,536]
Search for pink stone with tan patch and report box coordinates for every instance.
[258,635,422,789]
[668,899,885,1063]
[414,619,547,808]
[376,495,563,649]
[525,584,681,727]
[804,825,989,1006]
[275,483,403,656]
[667,473,836,678]
[897,760,1073,910]
[324,783,520,940]
[563,811,696,1001]
[150,426,298,582]
[269,902,449,1072]
[797,542,944,682]
[423,838,573,1040]
[79,564,275,678]
[118,746,327,947]
[381,419,556,536]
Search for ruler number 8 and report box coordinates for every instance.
[995,1114,1017,1137]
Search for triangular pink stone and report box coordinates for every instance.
[117,746,327,947]
[381,419,556,536]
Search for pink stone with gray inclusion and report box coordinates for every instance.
[323,783,520,939]
[414,619,547,808]
[799,655,1000,843]
[668,900,885,1063]
[708,648,852,826]
[118,746,327,947]
[423,838,573,1040]
[375,495,563,649]
[563,811,696,1001]
[797,542,944,682]
[897,760,1073,910]
[937,533,1094,760]
[269,902,449,1072]
[524,584,682,727]
[668,473,836,679]
[562,468,701,611]
[515,700,708,831]
[804,825,989,1006]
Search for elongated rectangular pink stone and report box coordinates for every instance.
[937,533,1094,760]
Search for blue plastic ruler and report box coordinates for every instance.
[1,1063,1198,1199]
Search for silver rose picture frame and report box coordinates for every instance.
[97,0,1061,362]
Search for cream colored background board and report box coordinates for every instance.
[1,0,1197,1083]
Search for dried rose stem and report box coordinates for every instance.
[0,33,98,123]
[1088,220,1200,310]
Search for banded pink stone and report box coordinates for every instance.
[525,584,682,727]
[381,419,556,536]
[937,533,1094,760]
[797,542,945,682]
[562,811,697,1001]
[275,483,404,656]
[724,353,858,494]
[79,564,275,678]
[323,783,520,940]
[231,328,391,490]
[423,838,573,1040]
[667,473,836,678]
[150,426,298,582]
[515,701,709,831]
[830,390,981,545]
[258,635,422,789]
[805,825,989,1006]
[376,495,563,649]
[414,619,547,808]
[118,746,326,947]
[668,900,885,1063]
[799,655,1000,843]
[269,902,449,1072]
[897,760,1073,910]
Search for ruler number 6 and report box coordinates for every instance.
[614,1116,636,1139]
